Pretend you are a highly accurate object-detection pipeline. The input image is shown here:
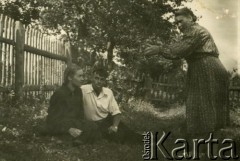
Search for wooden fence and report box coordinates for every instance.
[119,72,185,104]
[0,14,71,102]
[147,74,185,104]
[229,75,240,105]
[148,74,240,106]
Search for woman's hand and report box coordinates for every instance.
[144,44,160,56]
[68,128,82,138]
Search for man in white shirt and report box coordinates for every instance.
[81,68,141,143]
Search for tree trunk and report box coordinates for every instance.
[107,39,115,70]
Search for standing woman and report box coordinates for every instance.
[144,8,229,138]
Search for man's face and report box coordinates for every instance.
[92,73,106,90]
[175,15,192,31]
[69,69,84,87]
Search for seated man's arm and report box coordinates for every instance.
[108,90,122,133]
[108,114,121,133]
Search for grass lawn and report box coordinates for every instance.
[0,100,240,161]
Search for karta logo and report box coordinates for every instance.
[142,131,239,160]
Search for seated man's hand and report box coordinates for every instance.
[108,126,118,134]
[68,128,82,138]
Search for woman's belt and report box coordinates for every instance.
[186,52,219,62]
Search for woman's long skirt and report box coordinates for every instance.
[186,56,229,135]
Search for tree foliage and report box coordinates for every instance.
[0,0,41,25]
[1,0,188,98]
[1,0,186,64]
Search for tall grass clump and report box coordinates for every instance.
[120,99,186,135]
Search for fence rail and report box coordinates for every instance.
[143,74,185,104]
[229,76,240,105]
[0,14,71,101]
[148,74,240,106]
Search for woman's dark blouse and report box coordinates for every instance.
[46,85,84,135]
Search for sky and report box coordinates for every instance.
[183,0,239,71]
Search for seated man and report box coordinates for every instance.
[81,68,141,144]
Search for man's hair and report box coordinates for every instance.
[174,7,197,22]
[92,67,109,78]
[63,64,82,84]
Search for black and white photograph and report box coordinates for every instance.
[0,0,239,160]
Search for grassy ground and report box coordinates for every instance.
[0,100,240,161]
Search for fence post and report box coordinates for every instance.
[0,15,4,85]
[15,21,25,103]
[65,42,72,66]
